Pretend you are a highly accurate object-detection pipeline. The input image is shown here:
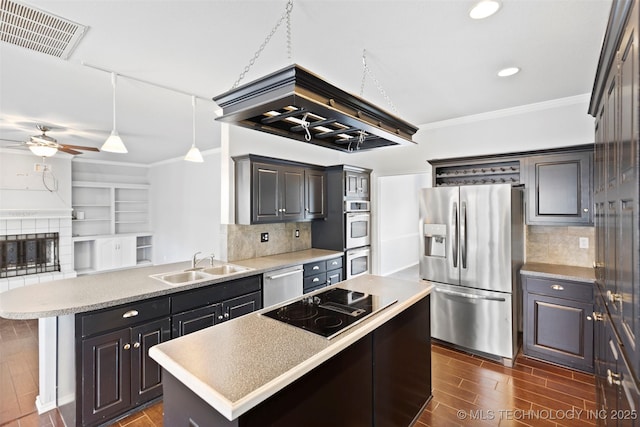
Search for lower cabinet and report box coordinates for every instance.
[171,275,262,338]
[594,293,640,426]
[93,236,137,272]
[522,275,594,372]
[74,275,262,426]
[79,299,171,426]
[303,256,343,294]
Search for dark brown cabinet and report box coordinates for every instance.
[303,256,343,294]
[522,275,593,372]
[345,168,369,199]
[524,150,593,225]
[590,0,640,418]
[252,162,304,223]
[171,275,262,338]
[162,295,431,427]
[79,299,171,426]
[304,168,326,219]
[234,155,327,224]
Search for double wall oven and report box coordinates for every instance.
[312,166,372,280]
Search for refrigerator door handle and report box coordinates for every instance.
[461,201,467,269]
[452,202,458,268]
[435,288,506,302]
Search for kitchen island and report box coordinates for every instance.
[150,275,433,427]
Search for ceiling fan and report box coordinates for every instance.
[2,125,100,157]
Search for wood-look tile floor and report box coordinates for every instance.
[0,318,596,427]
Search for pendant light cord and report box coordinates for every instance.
[192,95,196,147]
[111,72,118,130]
[230,0,294,90]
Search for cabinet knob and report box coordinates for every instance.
[583,208,589,213]
[123,343,131,350]
[224,312,230,319]
[133,342,140,349]
[218,315,224,321]
[550,284,564,291]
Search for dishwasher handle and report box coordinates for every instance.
[435,287,506,302]
[265,269,304,280]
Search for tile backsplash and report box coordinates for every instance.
[526,225,595,268]
[222,222,312,262]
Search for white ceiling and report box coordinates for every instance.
[0,0,612,164]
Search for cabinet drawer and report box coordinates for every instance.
[523,277,593,303]
[304,273,327,292]
[171,275,261,313]
[304,261,327,276]
[325,257,343,271]
[81,297,171,338]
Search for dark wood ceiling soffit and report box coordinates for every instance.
[213,64,419,153]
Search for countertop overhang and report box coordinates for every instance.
[0,248,342,319]
[149,274,433,421]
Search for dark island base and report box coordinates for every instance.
[163,295,431,427]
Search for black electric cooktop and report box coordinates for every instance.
[263,287,397,339]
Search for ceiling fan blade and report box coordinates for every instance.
[59,147,83,155]
[60,144,100,152]
[0,137,25,143]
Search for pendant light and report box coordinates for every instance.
[101,72,128,153]
[184,95,203,162]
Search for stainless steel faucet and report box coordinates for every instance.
[192,252,216,269]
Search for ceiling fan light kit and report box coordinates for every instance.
[102,72,128,153]
[28,144,58,157]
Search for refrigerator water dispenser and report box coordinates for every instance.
[423,224,447,258]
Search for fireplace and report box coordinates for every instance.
[0,233,60,278]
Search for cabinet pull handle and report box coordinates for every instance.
[313,278,319,282]
[550,284,564,291]
[133,342,140,349]
[313,266,320,270]
[123,343,131,350]
[122,310,139,318]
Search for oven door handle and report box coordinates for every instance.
[435,288,506,302]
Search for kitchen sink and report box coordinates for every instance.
[154,271,211,284]
[201,264,249,276]
[150,262,253,286]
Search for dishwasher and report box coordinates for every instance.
[263,265,304,307]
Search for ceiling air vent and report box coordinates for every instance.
[0,0,87,59]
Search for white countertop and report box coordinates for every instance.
[149,275,433,421]
[0,249,342,319]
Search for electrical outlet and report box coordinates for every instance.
[579,237,589,249]
[261,232,269,242]
[295,229,300,238]
[34,163,51,172]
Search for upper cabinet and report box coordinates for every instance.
[345,169,370,199]
[524,150,593,225]
[234,155,327,224]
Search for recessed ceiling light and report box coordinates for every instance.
[498,67,520,77]
[469,0,502,19]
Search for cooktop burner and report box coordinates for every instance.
[263,287,397,339]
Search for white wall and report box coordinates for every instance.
[374,172,431,276]
[149,151,222,264]
[338,94,595,175]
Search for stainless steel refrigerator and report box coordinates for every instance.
[419,184,524,366]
